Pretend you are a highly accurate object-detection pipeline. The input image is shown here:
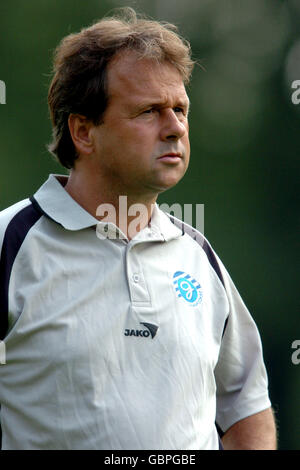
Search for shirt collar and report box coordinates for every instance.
[148,203,183,242]
[33,174,99,231]
[33,174,183,241]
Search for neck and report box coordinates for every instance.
[64,169,158,240]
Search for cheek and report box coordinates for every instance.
[121,127,156,157]
[183,133,190,156]
[115,123,153,148]
[129,124,156,142]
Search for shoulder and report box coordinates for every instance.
[164,211,206,247]
[0,198,34,248]
[164,211,225,288]
[0,198,32,229]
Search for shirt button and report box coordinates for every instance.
[133,274,140,283]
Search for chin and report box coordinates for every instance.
[155,177,184,193]
[145,167,188,194]
[162,170,187,188]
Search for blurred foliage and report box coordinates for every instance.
[0,0,299,449]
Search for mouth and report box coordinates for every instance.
[157,153,183,163]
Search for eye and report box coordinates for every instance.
[174,107,185,115]
[143,108,156,114]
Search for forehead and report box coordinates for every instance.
[106,51,189,106]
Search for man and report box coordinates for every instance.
[0,8,276,450]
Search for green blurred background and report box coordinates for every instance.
[0,0,299,449]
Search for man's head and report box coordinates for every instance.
[47,7,195,170]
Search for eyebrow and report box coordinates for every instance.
[134,97,190,113]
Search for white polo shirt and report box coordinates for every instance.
[0,174,271,450]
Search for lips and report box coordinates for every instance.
[157,153,182,161]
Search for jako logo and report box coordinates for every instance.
[173,271,203,307]
[124,322,158,339]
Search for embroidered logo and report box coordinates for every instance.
[173,271,203,307]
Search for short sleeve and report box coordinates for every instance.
[214,253,272,433]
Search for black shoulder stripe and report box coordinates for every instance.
[166,213,225,287]
[201,240,225,288]
[0,202,42,340]
[166,213,228,338]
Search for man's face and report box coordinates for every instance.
[90,50,191,199]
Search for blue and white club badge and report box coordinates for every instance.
[173,271,203,307]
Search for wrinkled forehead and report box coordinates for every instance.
[106,50,188,103]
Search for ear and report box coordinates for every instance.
[68,114,94,156]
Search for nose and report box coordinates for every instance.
[159,109,188,141]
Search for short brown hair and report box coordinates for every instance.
[47,7,195,169]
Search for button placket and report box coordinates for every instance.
[132,273,140,283]
[126,244,151,305]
